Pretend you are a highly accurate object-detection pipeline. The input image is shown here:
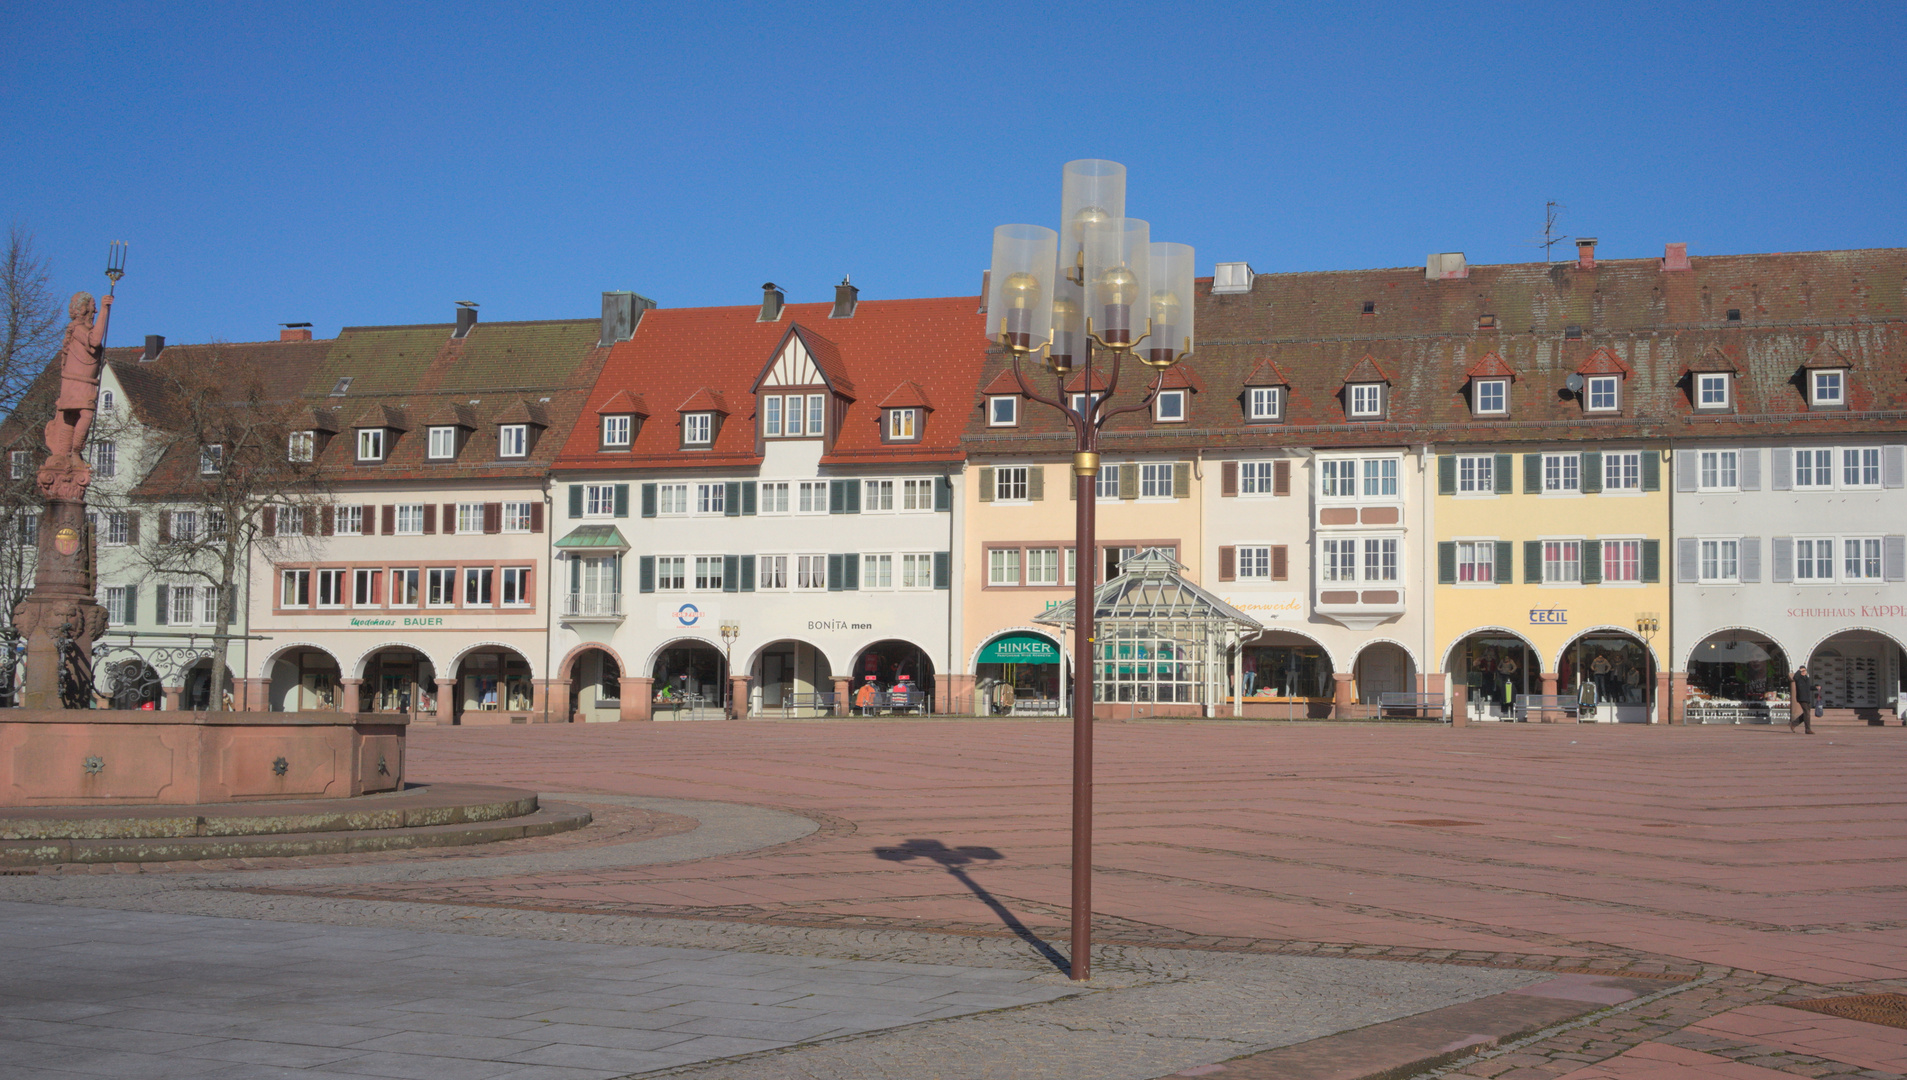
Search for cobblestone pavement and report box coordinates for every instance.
[3,720,1904,1078]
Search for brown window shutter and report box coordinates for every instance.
[372,569,383,604]
[422,504,437,534]
[484,502,501,534]
[159,510,173,542]
[1219,546,1236,581]
[1273,460,1291,496]
[302,509,315,536]
[359,504,375,534]
[442,503,457,534]
[258,508,271,538]
[381,505,395,534]
[1027,466,1044,501]
[1119,462,1138,500]
[529,502,544,533]
[1271,545,1289,581]
[1174,461,1191,498]
[1221,462,1238,497]
[127,511,141,544]
[320,507,334,536]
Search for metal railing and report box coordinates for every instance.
[775,691,837,718]
[1377,691,1446,719]
[1514,694,1585,722]
[563,593,623,618]
[852,689,932,716]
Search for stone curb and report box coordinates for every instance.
[0,799,591,865]
[0,782,541,840]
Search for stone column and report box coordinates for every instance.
[1449,681,1469,728]
[1331,672,1355,719]
[435,678,456,725]
[940,673,975,715]
[240,678,268,712]
[536,678,568,723]
[728,675,751,719]
[163,686,183,712]
[1539,672,1559,722]
[340,678,362,714]
[1664,670,1684,725]
[1422,672,1446,721]
[832,676,851,717]
[621,676,652,722]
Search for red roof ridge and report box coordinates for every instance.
[1344,355,1393,384]
[878,380,935,410]
[596,389,650,415]
[678,387,731,414]
[1576,346,1634,377]
[1465,351,1518,380]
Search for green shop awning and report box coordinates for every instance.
[554,525,629,552]
[977,633,1060,665]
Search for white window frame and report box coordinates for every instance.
[353,568,379,607]
[427,426,458,460]
[900,552,935,590]
[988,396,1018,427]
[1455,539,1496,585]
[886,408,919,441]
[1698,449,1739,492]
[807,394,825,436]
[655,556,687,591]
[1699,538,1740,584]
[1542,539,1583,584]
[863,479,894,512]
[1362,537,1399,582]
[1843,536,1884,581]
[395,504,425,535]
[1456,454,1494,494]
[389,568,419,606]
[1603,451,1641,492]
[1348,383,1384,417]
[356,428,385,462]
[1842,447,1881,488]
[1696,373,1730,409]
[1139,462,1173,500]
[1239,461,1279,496]
[1319,459,1358,499]
[1361,458,1399,498]
[696,483,726,515]
[99,389,115,413]
[1585,375,1620,413]
[1236,545,1272,580]
[1068,392,1101,417]
[502,502,533,533]
[901,477,935,512]
[683,412,712,445]
[1601,537,1643,584]
[280,569,310,608]
[199,444,222,475]
[316,568,347,608]
[425,567,457,607]
[497,424,528,458]
[1154,389,1186,423]
[861,552,894,589]
[1095,464,1119,499]
[457,503,485,533]
[1320,538,1358,582]
[102,585,127,625]
[795,480,828,514]
[171,510,199,542]
[994,466,1029,503]
[656,483,689,516]
[988,547,1023,586]
[171,583,199,626]
[1811,370,1845,407]
[8,450,29,479]
[758,554,789,590]
[1473,378,1507,415]
[693,555,724,591]
[1794,536,1836,582]
[591,483,626,517]
[89,440,117,478]
[759,481,791,515]
[1543,453,1581,494]
[501,567,532,606]
[1793,448,1834,489]
[334,506,363,536]
[1025,547,1060,586]
[601,414,632,447]
[1247,386,1282,421]
[794,554,827,591]
[288,431,314,463]
[103,511,130,546]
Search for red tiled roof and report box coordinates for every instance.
[1576,346,1633,377]
[1465,352,1518,381]
[1344,355,1393,384]
[1063,368,1113,393]
[1803,340,1850,368]
[1156,364,1207,393]
[596,389,649,415]
[554,296,987,470]
[1242,359,1290,386]
[677,388,731,414]
[878,380,934,410]
[982,369,1031,395]
[1682,347,1741,376]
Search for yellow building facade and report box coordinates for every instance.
[1434,443,1671,722]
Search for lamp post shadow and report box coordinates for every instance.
[873,839,1072,976]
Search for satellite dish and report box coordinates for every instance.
[1565,373,1585,393]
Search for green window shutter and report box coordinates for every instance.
[570,558,581,594]
[1523,453,1543,494]
[1494,454,1513,494]
[724,481,741,517]
[638,556,655,593]
[1437,541,1456,584]
[935,475,951,512]
[123,585,137,625]
[1581,539,1602,584]
[827,553,843,590]
[640,483,657,518]
[741,482,757,515]
[1524,540,1543,583]
[1494,541,1513,579]
[1581,451,1602,493]
[1173,461,1191,498]
[1641,452,1661,492]
[977,467,994,502]
[723,554,739,592]
[1119,462,1138,500]
[612,556,622,594]
[1641,539,1661,583]
[154,584,168,624]
[830,479,846,513]
[843,553,859,590]
[846,479,861,513]
[568,485,584,518]
[1437,455,1456,495]
[613,484,629,518]
[934,551,951,589]
[1027,466,1044,501]
[740,555,756,592]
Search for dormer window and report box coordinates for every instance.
[427,425,459,460]
[498,423,528,457]
[1348,383,1385,419]
[1811,369,1846,409]
[601,414,632,448]
[1695,372,1731,410]
[885,408,919,442]
[288,431,314,463]
[1473,378,1508,415]
[356,428,385,463]
[1584,375,1620,413]
[199,444,223,475]
[988,396,1018,427]
[764,393,825,438]
[1247,386,1283,422]
[1069,392,1102,417]
[683,412,713,446]
[1154,389,1187,423]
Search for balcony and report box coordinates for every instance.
[563,593,624,622]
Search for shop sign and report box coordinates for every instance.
[977,633,1060,664]
[657,601,719,630]
[348,616,446,627]
[1529,608,1568,625]
[1219,591,1305,619]
[1786,602,1906,618]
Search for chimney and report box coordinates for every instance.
[1576,238,1598,270]
[280,322,313,342]
[1661,242,1692,272]
[141,334,165,361]
[599,291,655,347]
[831,276,859,319]
[1425,252,1468,281]
[758,282,784,322]
[453,302,478,339]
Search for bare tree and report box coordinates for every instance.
[0,224,62,421]
[118,348,328,709]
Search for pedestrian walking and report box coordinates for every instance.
[1789,666,1815,734]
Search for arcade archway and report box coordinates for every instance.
[1446,629,1539,721]
[750,640,831,717]
[360,646,437,716]
[652,639,725,719]
[265,646,342,712]
[848,639,936,713]
[1235,630,1335,719]
[1685,629,1790,724]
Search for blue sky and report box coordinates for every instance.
[5,1,1902,344]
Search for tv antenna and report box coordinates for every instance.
[1530,201,1568,263]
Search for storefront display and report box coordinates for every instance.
[1685,635,1788,723]
[1560,634,1653,723]
[1452,635,1535,720]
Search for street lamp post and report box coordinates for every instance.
[986,160,1193,981]
[720,621,740,719]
